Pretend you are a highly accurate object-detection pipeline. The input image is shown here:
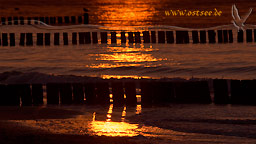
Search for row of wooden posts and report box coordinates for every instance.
[0,29,255,46]
[0,14,89,25]
[0,79,256,106]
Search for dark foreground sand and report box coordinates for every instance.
[0,107,140,144]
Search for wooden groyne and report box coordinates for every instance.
[0,79,256,106]
[0,29,255,47]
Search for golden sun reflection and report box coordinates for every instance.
[89,104,140,137]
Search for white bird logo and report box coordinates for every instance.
[231,4,253,31]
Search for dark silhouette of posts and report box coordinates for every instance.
[1,17,6,25]
[71,16,76,24]
[237,30,243,43]
[228,30,233,43]
[26,33,33,46]
[64,16,70,24]
[2,33,8,46]
[246,29,253,42]
[239,80,256,105]
[50,17,56,24]
[158,31,165,43]
[112,82,125,107]
[39,17,45,24]
[85,32,91,44]
[63,33,69,45]
[0,85,20,106]
[124,82,137,106]
[19,84,32,106]
[151,82,174,105]
[84,13,89,24]
[176,31,189,44]
[20,33,25,46]
[72,32,77,45]
[223,30,228,43]
[47,83,59,105]
[192,30,199,44]
[8,17,12,25]
[92,32,98,44]
[128,32,134,43]
[73,83,84,104]
[54,33,60,45]
[111,32,117,44]
[166,31,174,44]
[151,31,156,43]
[200,30,206,43]
[134,32,141,43]
[121,32,126,43]
[59,83,72,104]
[32,84,44,105]
[140,82,153,107]
[57,17,63,24]
[45,33,51,46]
[27,17,31,25]
[34,17,39,24]
[14,17,18,25]
[10,33,15,46]
[45,17,49,25]
[95,82,110,105]
[175,81,211,104]
[142,31,150,43]
[84,83,96,104]
[254,29,256,42]
[100,32,107,44]
[213,79,229,104]
[78,16,82,24]
[37,33,44,46]
[230,80,243,104]
[208,30,216,43]
[217,30,223,43]
[20,17,24,25]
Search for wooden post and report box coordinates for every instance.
[71,16,76,24]
[134,32,141,43]
[73,83,84,104]
[140,82,153,107]
[151,82,174,105]
[124,82,137,106]
[45,33,51,46]
[223,30,228,43]
[254,29,256,42]
[54,33,60,45]
[57,17,63,24]
[151,31,156,43]
[9,33,15,46]
[20,33,25,46]
[158,31,165,43]
[128,32,134,43]
[37,33,44,46]
[27,17,31,25]
[84,83,96,104]
[176,31,189,44]
[217,30,223,43]
[50,17,55,24]
[1,17,6,25]
[63,32,69,45]
[46,83,59,105]
[112,82,125,107]
[92,32,98,44]
[121,32,126,43]
[166,31,174,44]
[32,84,44,105]
[208,30,216,43]
[78,16,82,24]
[34,17,39,24]
[59,83,72,104]
[85,32,91,44]
[45,17,49,25]
[200,30,206,43]
[95,82,110,105]
[13,17,18,25]
[142,31,150,43]
[83,13,89,24]
[79,32,85,44]
[2,33,8,46]
[26,33,33,46]
[237,30,243,43]
[39,17,45,24]
[192,30,199,44]
[72,32,77,45]
[213,79,229,104]
[100,32,107,44]
[0,85,20,106]
[19,84,32,106]
[246,29,253,42]
[228,30,233,43]
[8,17,12,25]
[111,32,117,44]
[64,16,70,24]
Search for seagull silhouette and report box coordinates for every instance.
[231,4,253,31]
